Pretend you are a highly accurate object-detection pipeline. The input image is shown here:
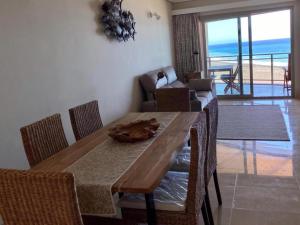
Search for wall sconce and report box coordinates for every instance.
[147,11,161,20]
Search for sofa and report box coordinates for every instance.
[140,66,216,112]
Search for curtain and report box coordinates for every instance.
[173,13,205,81]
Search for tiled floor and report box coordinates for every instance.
[207,99,300,225]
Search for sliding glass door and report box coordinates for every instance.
[250,10,291,97]
[206,17,253,97]
[240,16,253,96]
[205,9,292,98]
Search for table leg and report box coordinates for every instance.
[145,193,157,225]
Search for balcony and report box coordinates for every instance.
[207,53,291,97]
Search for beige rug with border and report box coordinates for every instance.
[218,105,290,141]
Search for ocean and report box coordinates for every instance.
[208,38,291,66]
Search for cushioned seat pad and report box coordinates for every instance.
[118,172,188,212]
[170,147,191,172]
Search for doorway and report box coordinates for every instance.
[205,9,292,98]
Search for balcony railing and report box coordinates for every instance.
[207,52,289,85]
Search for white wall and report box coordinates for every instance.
[0,0,174,169]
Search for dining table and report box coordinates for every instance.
[32,112,200,225]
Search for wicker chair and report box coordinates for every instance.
[156,88,191,112]
[118,112,212,225]
[69,100,103,141]
[0,169,83,225]
[171,98,222,205]
[20,114,69,167]
[204,98,222,205]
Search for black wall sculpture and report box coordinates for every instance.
[101,0,136,42]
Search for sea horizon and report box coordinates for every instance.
[208,38,291,66]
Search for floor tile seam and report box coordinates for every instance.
[229,174,238,225]
[235,185,300,192]
[231,206,300,215]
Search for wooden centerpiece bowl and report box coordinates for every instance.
[108,118,160,143]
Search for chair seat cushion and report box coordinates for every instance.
[196,96,208,109]
[196,91,213,100]
[196,92,213,109]
[118,172,188,212]
[170,147,191,172]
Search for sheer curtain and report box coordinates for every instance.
[173,13,205,81]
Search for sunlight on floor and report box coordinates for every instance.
[217,141,294,177]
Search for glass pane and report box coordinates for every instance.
[241,17,251,96]
[251,10,291,97]
[206,18,240,96]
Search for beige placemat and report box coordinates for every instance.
[65,112,178,217]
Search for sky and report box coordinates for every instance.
[207,10,291,45]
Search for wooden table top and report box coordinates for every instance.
[33,112,199,193]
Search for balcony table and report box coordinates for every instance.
[32,112,199,225]
[208,65,234,78]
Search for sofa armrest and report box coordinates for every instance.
[188,79,213,91]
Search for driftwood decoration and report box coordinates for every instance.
[108,118,160,143]
[101,0,136,42]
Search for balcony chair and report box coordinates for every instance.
[283,54,291,91]
[220,65,240,94]
[69,100,103,141]
[20,114,69,167]
[118,112,214,225]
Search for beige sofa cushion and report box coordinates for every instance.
[170,80,186,88]
[196,96,208,109]
[164,66,178,84]
[197,91,214,106]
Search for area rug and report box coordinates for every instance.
[217,105,290,141]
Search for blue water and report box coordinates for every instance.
[208,38,291,65]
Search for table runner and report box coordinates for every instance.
[65,112,179,217]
